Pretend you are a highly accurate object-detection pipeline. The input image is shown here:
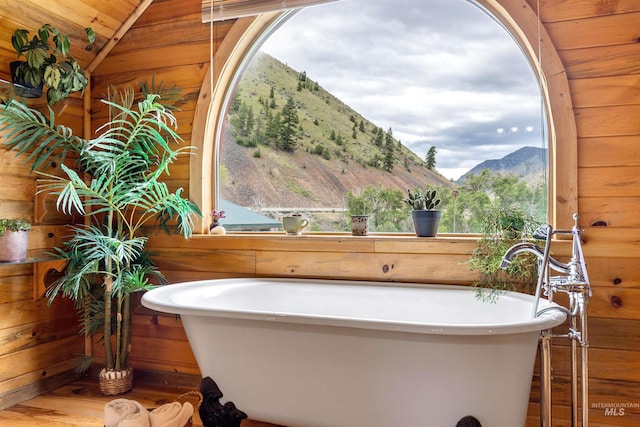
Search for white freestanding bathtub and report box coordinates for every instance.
[141,278,567,427]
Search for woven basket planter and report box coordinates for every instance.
[99,367,134,396]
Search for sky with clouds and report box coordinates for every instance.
[259,0,545,180]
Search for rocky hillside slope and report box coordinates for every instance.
[219,52,452,211]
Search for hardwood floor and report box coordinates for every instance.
[0,375,280,427]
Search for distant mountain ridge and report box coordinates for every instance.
[457,146,547,184]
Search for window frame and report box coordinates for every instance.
[190,0,578,235]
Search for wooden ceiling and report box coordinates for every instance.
[0,0,339,86]
[0,0,153,84]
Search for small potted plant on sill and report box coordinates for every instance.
[0,219,31,262]
[405,188,441,237]
[209,209,226,235]
[10,24,95,104]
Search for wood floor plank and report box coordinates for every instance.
[0,404,100,426]
[0,375,282,427]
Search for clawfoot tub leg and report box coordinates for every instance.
[456,415,482,426]
[199,377,248,427]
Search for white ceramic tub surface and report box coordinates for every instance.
[142,278,567,427]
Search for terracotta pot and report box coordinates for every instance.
[0,229,29,262]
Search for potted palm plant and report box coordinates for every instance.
[405,188,441,237]
[10,24,95,103]
[0,86,201,394]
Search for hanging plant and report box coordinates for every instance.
[10,24,95,104]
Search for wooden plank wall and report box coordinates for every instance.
[92,0,640,426]
[123,1,640,426]
[1,0,639,426]
[538,0,640,424]
[0,96,84,409]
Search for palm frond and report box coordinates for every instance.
[122,264,160,295]
[140,76,184,111]
[0,98,85,171]
[155,189,202,238]
[46,244,100,305]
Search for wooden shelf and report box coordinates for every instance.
[0,249,58,266]
[0,249,67,301]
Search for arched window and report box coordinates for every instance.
[190,0,577,234]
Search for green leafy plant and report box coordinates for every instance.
[0,87,201,377]
[468,206,541,300]
[405,188,441,210]
[11,24,95,104]
[0,219,31,236]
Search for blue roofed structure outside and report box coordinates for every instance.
[217,199,283,231]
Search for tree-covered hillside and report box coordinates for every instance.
[219,52,452,230]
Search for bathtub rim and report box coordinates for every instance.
[141,278,567,336]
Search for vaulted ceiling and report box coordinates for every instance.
[0,0,336,88]
[0,0,153,84]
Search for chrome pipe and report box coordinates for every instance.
[570,294,579,426]
[534,225,553,317]
[580,292,590,426]
[539,330,553,427]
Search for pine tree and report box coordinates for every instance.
[279,96,299,152]
[426,146,437,170]
[253,116,264,146]
[374,127,384,147]
[243,105,255,137]
[268,86,277,108]
[266,111,281,141]
[229,92,241,113]
[383,127,394,171]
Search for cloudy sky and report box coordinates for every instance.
[259,0,545,180]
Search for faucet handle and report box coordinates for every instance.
[549,275,590,294]
[533,224,550,240]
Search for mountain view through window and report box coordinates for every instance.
[219,0,547,233]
